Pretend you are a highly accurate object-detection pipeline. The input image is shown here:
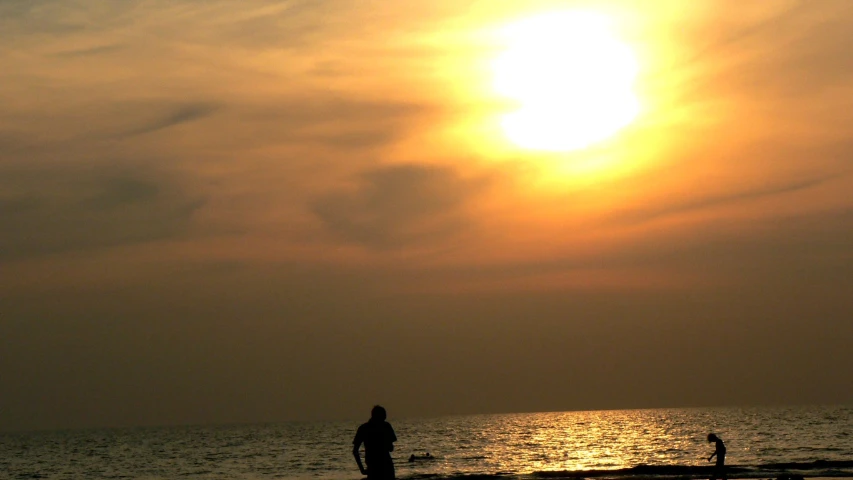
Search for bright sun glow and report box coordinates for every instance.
[493,11,640,152]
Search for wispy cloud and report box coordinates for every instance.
[0,168,204,260]
[610,174,843,225]
[119,103,219,137]
[50,43,124,58]
[312,164,487,249]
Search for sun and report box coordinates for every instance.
[492,11,640,152]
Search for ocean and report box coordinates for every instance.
[1,405,851,480]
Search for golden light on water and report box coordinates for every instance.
[492,11,640,152]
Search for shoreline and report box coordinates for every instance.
[527,461,853,480]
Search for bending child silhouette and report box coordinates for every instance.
[707,433,726,479]
[353,405,397,479]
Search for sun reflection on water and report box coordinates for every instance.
[391,406,853,477]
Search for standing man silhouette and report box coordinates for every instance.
[353,405,397,479]
[707,433,726,479]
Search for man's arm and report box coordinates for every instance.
[708,452,717,462]
[388,424,397,452]
[353,430,367,475]
[353,444,367,475]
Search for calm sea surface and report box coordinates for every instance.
[1,405,852,480]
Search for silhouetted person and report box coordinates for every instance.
[707,433,725,467]
[707,433,726,480]
[353,405,397,479]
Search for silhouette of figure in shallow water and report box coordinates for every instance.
[353,405,397,479]
[707,433,726,479]
[707,433,726,466]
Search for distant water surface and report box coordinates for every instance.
[1,405,851,480]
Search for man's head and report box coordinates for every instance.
[708,433,719,443]
[371,405,387,421]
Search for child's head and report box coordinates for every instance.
[707,433,719,443]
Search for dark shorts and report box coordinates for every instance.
[716,453,725,468]
[366,455,395,480]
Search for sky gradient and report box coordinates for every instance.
[2,0,853,432]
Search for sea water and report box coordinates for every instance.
[1,405,852,480]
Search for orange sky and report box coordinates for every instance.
[2,0,852,431]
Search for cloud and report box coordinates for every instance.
[0,1,87,37]
[50,43,124,58]
[119,103,219,137]
[754,14,853,95]
[312,164,485,249]
[611,174,842,225]
[211,1,340,50]
[0,168,204,261]
[238,97,426,150]
[671,1,853,104]
[678,1,810,69]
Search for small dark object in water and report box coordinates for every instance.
[408,453,434,462]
